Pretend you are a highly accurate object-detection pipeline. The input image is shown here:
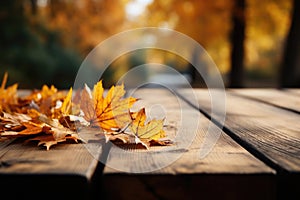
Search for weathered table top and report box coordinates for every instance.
[0,88,299,200]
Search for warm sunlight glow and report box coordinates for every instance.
[126,0,153,19]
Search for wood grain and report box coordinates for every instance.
[285,89,300,96]
[230,88,300,114]
[178,89,300,173]
[0,130,101,199]
[102,88,275,200]
[177,88,300,199]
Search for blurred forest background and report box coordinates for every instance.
[0,0,299,89]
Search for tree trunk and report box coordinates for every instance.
[229,0,246,88]
[188,46,206,88]
[279,0,300,88]
[30,0,38,15]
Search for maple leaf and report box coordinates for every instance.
[81,81,138,131]
[0,112,31,129]
[0,74,172,150]
[0,108,83,150]
[0,112,43,138]
[20,84,69,118]
[80,85,96,123]
[28,114,85,150]
[130,108,166,140]
[105,108,168,149]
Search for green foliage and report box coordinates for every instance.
[0,1,82,89]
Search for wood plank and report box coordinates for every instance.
[102,88,275,200]
[230,88,300,114]
[0,130,102,199]
[178,88,300,172]
[285,89,300,96]
[177,88,300,200]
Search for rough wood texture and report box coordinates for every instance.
[285,88,300,96]
[230,88,300,113]
[178,89,300,173]
[102,88,275,200]
[1,88,299,199]
[178,88,300,200]
[0,130,101,199]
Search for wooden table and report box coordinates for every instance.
[0,88,299,200]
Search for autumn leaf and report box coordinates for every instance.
[60,87,73,115]
[93,81,138,131]
[130,108,166,140]
[28,114,85,150]
[105,108,168,149]
[128,108,167,148]
[29,133,82,151]
[0,72,18,112]
[0,111,83,150]
[0,73,172,150]
[0,112,43,138]
[80,84,96,123]
[81,81,138,131]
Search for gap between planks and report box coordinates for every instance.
[176,88,300,174]
[99,88,275,200]
[229,88,300,115]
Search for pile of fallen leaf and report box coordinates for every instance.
[0,73,171,150]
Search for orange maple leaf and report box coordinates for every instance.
[0,73,171,150]
[81,81,138,131]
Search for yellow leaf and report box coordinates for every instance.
[61,87,73,115]
[130,108,166,140]
[1,72,8,90]
[93,80,104,114]
[0,73,18,112]
[40,85,57,99]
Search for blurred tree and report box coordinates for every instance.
[229,0,246,88]
[30,0,38,15]
[245,0,292,87]
[142,0,292,87]
[0,0,82,89]
[44,0,127,56]
[279,0,300,88]
[0,0,293,88]
[146,0,232,47]
[144,0,233,87]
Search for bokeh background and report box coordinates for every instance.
[0,0,299,89]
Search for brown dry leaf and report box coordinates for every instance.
[20,84,69,118]
[0,73,172,150]
[0,112,44,138]
[30,131,83,151]
[28,114,85,150]
[80,85,96,123]
[0,112,31,129]
[17,122,43,135]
